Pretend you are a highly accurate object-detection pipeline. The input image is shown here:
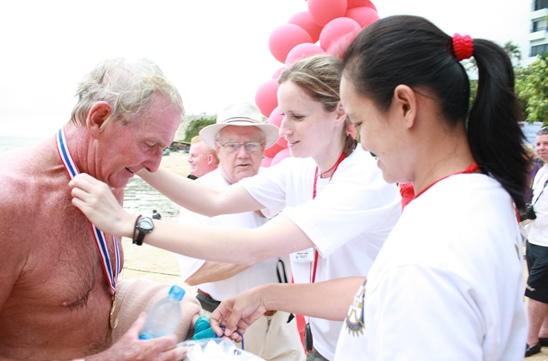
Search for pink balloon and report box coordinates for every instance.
[255,79,279,117]
[272,66,286,79]
[267,107,288,148]
[347,0,377,11]
[261,156,273,168]
[269,24,313,63]
[267,107,283,127]
[320,17,361,52]
[308,0,348,26]
[288,11,324,43]
[345,6,379,28]
[276,136,288,149]
[285,43,325,66]
[271,148,291,166]
[263,142,284,158]
[327,27,361,58]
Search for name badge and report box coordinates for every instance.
[291,248,315,263]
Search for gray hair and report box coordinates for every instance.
[537,127,548,136]
[70,57,184,128]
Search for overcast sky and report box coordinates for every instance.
[0,0,531,137]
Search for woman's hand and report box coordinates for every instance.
[210,286,270,341]
[69,173,135,238]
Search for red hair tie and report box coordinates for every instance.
[452,34,474,61]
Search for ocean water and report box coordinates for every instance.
[0,136,45,157]
[0,136,180,221]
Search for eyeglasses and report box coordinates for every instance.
[217,141,263,153]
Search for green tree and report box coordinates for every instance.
[503,41,522,68]
[463,41,521,75]
[515,53,548,124]
[463,41,548,124]
[184,116,216,142]
[464,41,521,111]
[469,79,478,111]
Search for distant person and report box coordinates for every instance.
[524,143,542,205]
[152,209,162,220]
[0,57,199,361]
[178,102,305,360]
[524,127,548,357]
[187,135,219,179]
[69,54,402,361]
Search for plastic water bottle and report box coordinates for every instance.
[139,285,186,340]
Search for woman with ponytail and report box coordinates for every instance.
[335,15,527,359]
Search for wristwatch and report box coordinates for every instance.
[133,216,154,246]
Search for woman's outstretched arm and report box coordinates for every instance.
[69,173,314,264]
[210,277,365,339]
[138,168,262,217]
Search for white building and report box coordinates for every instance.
[529,0,548,61]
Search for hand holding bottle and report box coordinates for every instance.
[88,313,185,361]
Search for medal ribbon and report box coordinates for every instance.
[56,128,120,293]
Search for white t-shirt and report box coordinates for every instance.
[335,173,527,361]
[526,165,548,247]
[177,168,288,301]
[240,146,402,360]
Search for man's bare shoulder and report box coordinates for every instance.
[0,153,37,211]
[1,151,47,198]
[0,141,68,226]
[0,149,53,309]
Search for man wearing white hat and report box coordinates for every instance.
[177,102,305,361]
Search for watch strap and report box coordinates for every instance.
[133,215,143,246]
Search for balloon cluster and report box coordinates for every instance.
[256,0,379,167]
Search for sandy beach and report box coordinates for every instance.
[158,150,191,177]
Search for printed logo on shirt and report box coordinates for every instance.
[344,279,366,336]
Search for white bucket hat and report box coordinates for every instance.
[199,103,280,149]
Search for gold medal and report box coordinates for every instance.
[109,293,119,329]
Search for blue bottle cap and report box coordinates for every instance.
[139,332,153,340]
[169,285,186,301]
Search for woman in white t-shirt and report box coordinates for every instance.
[334,17,528,359]
[69,55,401,360]
[186,15,529,360]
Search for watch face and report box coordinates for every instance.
[138,217,154,231]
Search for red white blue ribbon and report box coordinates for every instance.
[56,128,120,293]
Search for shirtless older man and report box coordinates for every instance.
[0,58,199,361]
